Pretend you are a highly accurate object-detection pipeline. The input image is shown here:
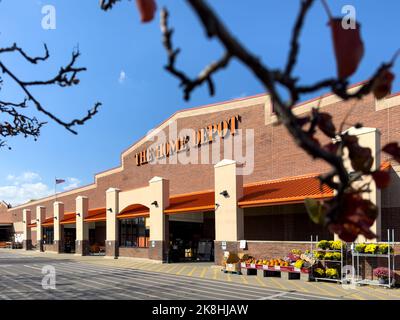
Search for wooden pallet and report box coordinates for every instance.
[222,269,242,275]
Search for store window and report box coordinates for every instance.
[119,218,149,248]
[43,227,54,245]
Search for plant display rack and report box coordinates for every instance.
[351,229,395,289]
[310,236,345,284]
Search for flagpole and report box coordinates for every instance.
[55,177,57,203]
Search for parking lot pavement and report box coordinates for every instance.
[0,250,337,300]
[1,249,399,300]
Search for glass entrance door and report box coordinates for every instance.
[63,228,76,253]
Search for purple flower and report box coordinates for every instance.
[373,267,392,279]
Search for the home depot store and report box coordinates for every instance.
[1,85,400,263]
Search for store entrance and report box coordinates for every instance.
[63,228,76,253]
[168,211,215,263]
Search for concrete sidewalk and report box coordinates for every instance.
[2,248,400,300]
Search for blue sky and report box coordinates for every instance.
[0,0,399,205]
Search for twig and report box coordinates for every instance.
[161,8,231,100]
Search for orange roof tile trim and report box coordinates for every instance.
[84,207,106,222]
[60,212,76,225]
[42,217,54,227]
[28,222,37,228]
[238,173,333,208]
[118,204,149,219]
[165,190,215,214]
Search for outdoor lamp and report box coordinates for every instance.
[151,201,158,207]
[219,190,229,197]
[36,219,39,222]
[76,213,80,217]
[54,217,57,220]
[215,203,220,210]
[107,208,113,212]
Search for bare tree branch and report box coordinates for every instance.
[0,43,49,64]
[0,44,101,138]
[160,8,231,100]
[284,0,314,77]
[100,0,122,11]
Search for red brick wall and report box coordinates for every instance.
[381,208,400,241]
[119,247,149,259]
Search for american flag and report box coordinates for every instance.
[55,178,65,184]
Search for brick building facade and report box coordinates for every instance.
[0,83,399,281]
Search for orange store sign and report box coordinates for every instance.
[135,115,240,166]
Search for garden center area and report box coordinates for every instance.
[222,233,398,289]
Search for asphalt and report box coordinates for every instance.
[0,250,336,300]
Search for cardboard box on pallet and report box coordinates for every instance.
[223,252,241,272]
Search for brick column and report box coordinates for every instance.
[22,209,32,250]
[75,196,89,256]
[214,159,244,264]
[36,206,46,252]
[148,176,169,262]
[53,202,64,253]
[106,188,120,258]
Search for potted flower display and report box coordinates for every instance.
[355,243,366,253]
[325,268,339,279]
[316,240,329,250]
[377,244,393,255]
[364,244,378,254]
[373,267,392,284]
[314,268,325,278]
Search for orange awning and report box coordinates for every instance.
[42,217,54,227]
[60,212,76,225]
[84,207,106,222]
[165,190,215,214]
[238,174,333,208]
[27,222,37,228]
[118,204,149,219]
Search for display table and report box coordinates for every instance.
[240,263,310,280]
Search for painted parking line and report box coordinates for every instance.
[200,267,207,278]
[176,266,187,275]
[187,267,197,277]
[255,277,267,287]
[1,255,337,300]
[286,279,309,293]
[60,263,292,300]
[3,252,395,300]
[304,282,338,298]
[56,264,247,300]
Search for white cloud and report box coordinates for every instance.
[62,177,81,191]
[118,70,127,84]
[0,182,52,206]
[6,172,41,184]
[0,172,81,206]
